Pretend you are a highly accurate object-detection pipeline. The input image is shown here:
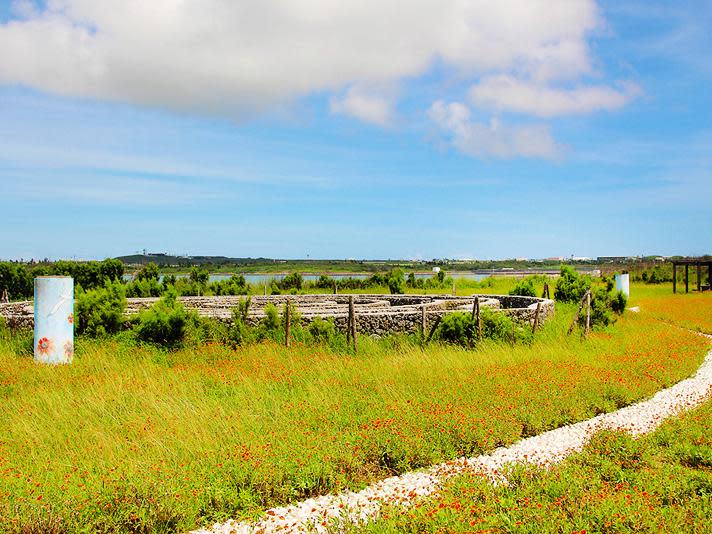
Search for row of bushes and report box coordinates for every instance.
[0,259,124,299]
[72,281,543,350]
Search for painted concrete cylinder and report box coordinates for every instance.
[34,276,74,364]
[615,273,630,297]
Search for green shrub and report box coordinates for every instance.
[554,265,591,303]
[509,278,537,297]
[578,288,627,329]
[261,302,280,330]
[611,290,627,314]
[75,281,127,337]
[387,269,405,294]
[434,308,521,346]
[135,262,160,282]
[227,298,252,347]
[126,277,163,297]
[308,316,336,343]
[134,288,194,347]
[435,312,475,345]
[279,272,303,291]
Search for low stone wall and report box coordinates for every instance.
[0,294,555,335]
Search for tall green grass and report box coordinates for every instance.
[0,295,708,532]
[363,397,712,533]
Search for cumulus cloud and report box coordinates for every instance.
[428,100,560,159]
[330,86,394,127]
[0,0,601,118]
[469,75,642,117]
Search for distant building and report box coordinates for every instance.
[597,256,640,263]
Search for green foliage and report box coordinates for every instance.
[211,275,248,296]
[189,267,209,285]
[578,288,628,329]
[227,298,252,347]
[386,268,405,294]
[279,272,303,291]
[554,265,592,303]
[611,290,628,314]
[75,281,127,337]
[125,277,163,298]
[509,278,537,297]
[260,303,281,333]
[308,316,337,343]
[435,308,522,346]
[0,259,124,299]
[135,262,160,282]
[435,312,475,345]
[135,288,194,347]
[0,262,32,300]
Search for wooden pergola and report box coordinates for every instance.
[672,258,712,293]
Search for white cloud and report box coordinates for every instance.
[469,75,641,117]
[428,100,560,159]
[330,86,393,127]
[0,0,601,119]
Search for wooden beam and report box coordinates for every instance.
[697,262,701,292]
[284,299,291,347]
[673,263,677,293]
[426,315,442,343]
[685,264,689,293]
[567,290,589,336]
[532,301,542,333]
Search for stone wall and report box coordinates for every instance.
[0,294,554,335]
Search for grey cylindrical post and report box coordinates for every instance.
[34,276,74,364]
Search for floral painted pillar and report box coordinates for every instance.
[34,276,74,364]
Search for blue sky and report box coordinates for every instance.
[0,0,710,261]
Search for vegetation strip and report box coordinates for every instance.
[195,335,712,534]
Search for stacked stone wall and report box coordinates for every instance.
[0,294,554,335]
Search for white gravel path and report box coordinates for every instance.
[194,335,712,534]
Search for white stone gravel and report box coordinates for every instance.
[193,335,712,534]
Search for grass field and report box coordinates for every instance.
[362,396,712,533]
[0,283,709,532]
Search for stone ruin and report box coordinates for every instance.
[0,294,554,335]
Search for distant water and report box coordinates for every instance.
[122,272,488,284]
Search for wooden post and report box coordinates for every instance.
[346,297,352,346]
[567,290,589,336]
[452,281,456,295]
[511,319,516,346]
[585,291,591,337]
[541,283,549,299]
[284,300,291,347]
[425,315,442,343]
[351,298,357,352]
[472,297,481,339]
[0,288,8,303]
[673,263,677,293]
[348,296,357,351]
[697,263,701,292]
[532,301,542,333]
[333,281,338,295]
[421,304,427,345]
[685,264,689,294]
